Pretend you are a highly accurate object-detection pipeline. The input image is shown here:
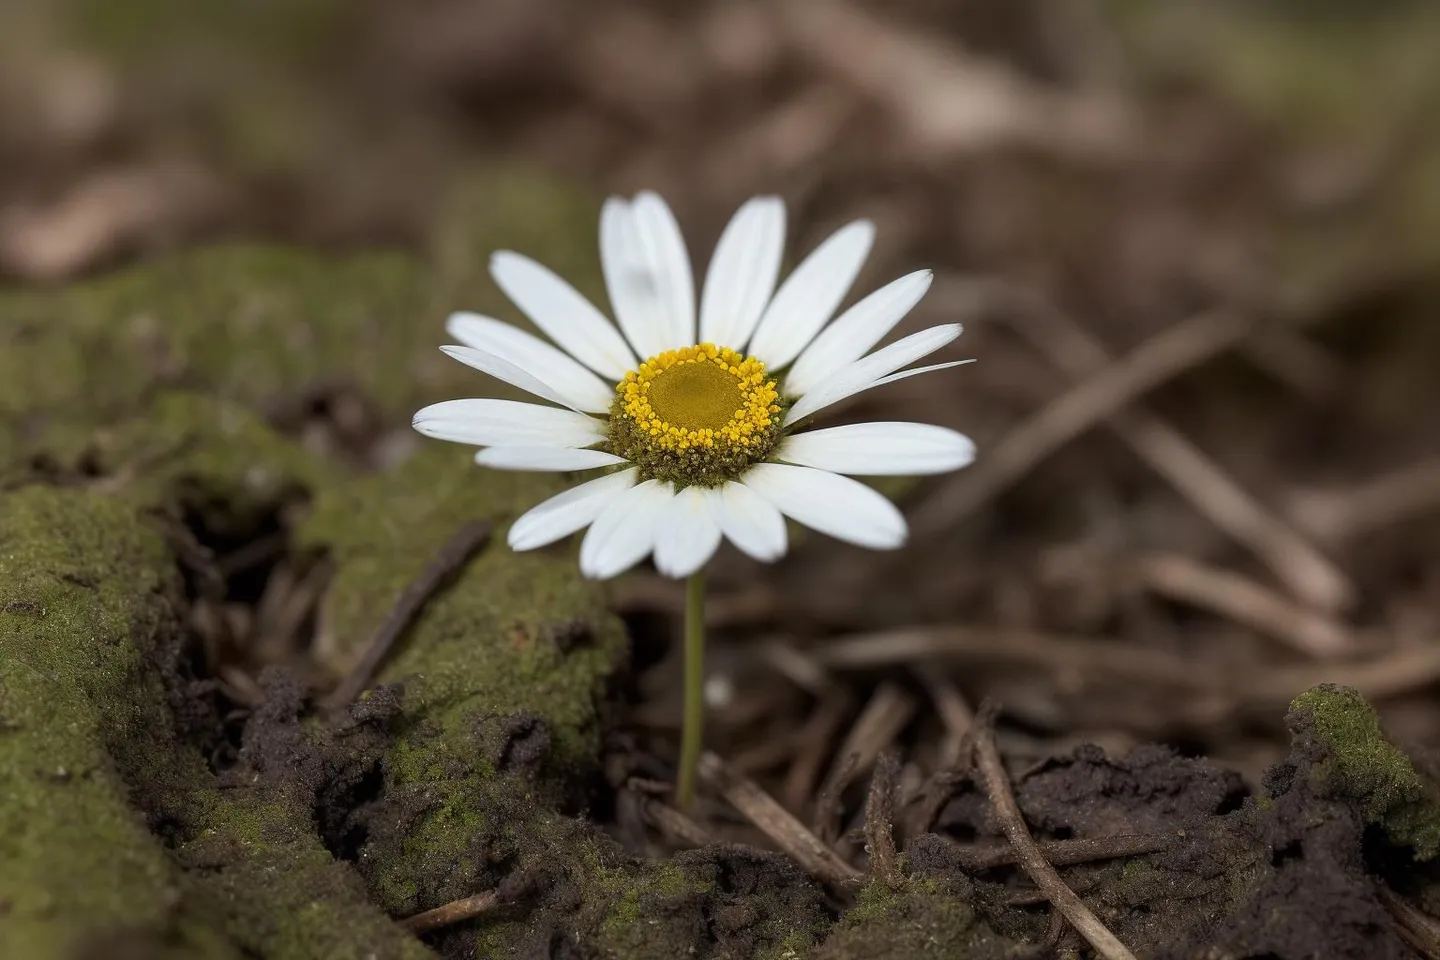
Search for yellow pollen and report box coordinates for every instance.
[616,344,780,454]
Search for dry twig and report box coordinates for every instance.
[864,750,903,887]
[814,752,858,845]
[972,709,1138,960]
[326,520,492,710]
[1288,457,1440,546]
[821,681,917,790]
[914,306,1252,532]
[940,832,1173,872]
[777,0,1131,158]
[1135,552,1354,658]
[928,281,1353,612]
[914,667,975,767]
[699,751,862,889]
[640,796,717,849]
[807,627,1214,691]
[783,691,853,813]
[399,890,500,935]
[1378,884,1440,960]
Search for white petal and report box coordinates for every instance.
[602,193,695,358]
[475,447,627,472]
[579,479,672,579]
[699,196,786,350]
[439,345,585,413]
[783,324,964,426]
[715,480,788,562]
[509,468,639,551]
[490,251,636,380]
[445,312,614,413]
[868,359,973,389]
[785,270,933,397]
[748,220,875,372]
[413,399,604,448]
[743,463,907,550]
[779,422,976,476]
[652,486,723,578]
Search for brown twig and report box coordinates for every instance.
[777,0,1132,159]
[915,667,975,767]
[1268,644,1440,704]
[760,643,836,696]
[1134,552,1354,658]
[699,751,863,889]
[784,691,853,813]
[807,627,1214,691]
[805,624,1440,709]
[941,282,1353,613]
[972,707,1138,960]
[864,749,903,887]
[1039,908,1069,956]
[640,796,717,848]
[913,306,1252,533]
[940,832,1173,872]
[326,520,492,710]
[814,752,858,845]
[399,890,500,935]
[821,681,917,793]
[1378,884,1440,960]
[1288,457,1440,546]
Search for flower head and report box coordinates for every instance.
[414,193,974,579]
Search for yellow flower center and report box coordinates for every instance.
[608,344,783,485]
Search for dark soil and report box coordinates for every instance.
[89,491,1439,958]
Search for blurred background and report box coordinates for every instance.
[3,0,1440,788]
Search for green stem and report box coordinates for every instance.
[676,570,706,810]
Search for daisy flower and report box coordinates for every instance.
[413,193,975,580]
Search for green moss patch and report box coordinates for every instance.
[1288,684,1440,859]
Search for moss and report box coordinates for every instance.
[0,164,634,957]
[178,787,435,960]
[304,442,628,778]
[0,245,438,465]
[0,164,608,472]
[0,485,437,959]
[815,876,1005,960]
[587,857,724,959]
[0,488,235,959]
[68,0,353,65]
[1288,684,1440,859]
[296,441,628,919]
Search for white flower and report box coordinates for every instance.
[414,193,975,579]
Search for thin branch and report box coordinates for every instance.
[814,752,859,845]
[864,750,903,887]
[1135,552,1354,658]
[1288,457,1440,546]
[783,691,853,814]
[927,281,1353,612]
[640,796,717,848]
[940,832,1173,872]
[914,667,975,767]
[699,751,862,889]
[808,627,1214,690]
[822,681,916,791]
[326,520,491,710]
[972,708,1138,960]
[399,890,499,935]
[914,306,1252,533]
[1378,884,1440,960]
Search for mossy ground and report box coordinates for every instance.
[0,169,644,959]
[1288,684,1440,859]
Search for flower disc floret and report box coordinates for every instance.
[608,344,783,486]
